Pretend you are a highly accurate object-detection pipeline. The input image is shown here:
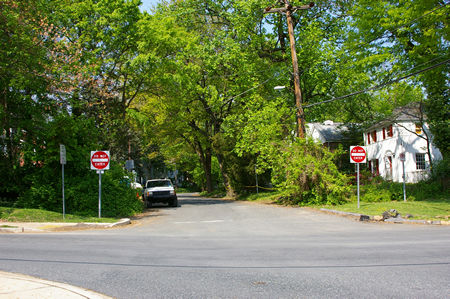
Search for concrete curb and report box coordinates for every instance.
[0,218,131,233]
[319,208,449,225]
[0,271,112,298]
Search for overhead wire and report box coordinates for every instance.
[302,58,450,109]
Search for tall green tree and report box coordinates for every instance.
[52,0,151,159]
[348,0,449,155]
[0,0,56,200]
[139,0,277,195]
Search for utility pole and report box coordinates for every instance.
[264,1,314,138]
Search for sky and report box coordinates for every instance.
[139,0,161,12]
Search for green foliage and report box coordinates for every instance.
[2,0,447,209]
[18,162,142,218]
[14,114,142,217]
[430,157,450,189]
[272,138,351,205]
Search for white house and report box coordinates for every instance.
[364,103,442,183]
[307,120,351,150]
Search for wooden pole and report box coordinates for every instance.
[264,2,314,138]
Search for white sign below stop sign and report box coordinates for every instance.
[91,151,110,170]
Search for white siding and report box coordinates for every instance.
[364,121,442,183]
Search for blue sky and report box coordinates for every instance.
[140,0,160,12]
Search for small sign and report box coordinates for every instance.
[91,151,110,170]
[125,159,134,171]
[399,152,406,161]
[350,146,366,163]
[60,144,66,165]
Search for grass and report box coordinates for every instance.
[238,185,450,220]
[317,200,449,220]
[0,207,119,223]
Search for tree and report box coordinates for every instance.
[139,0,276,195]
[0,0,57,201]
[51,0,151,159]
[348,0,449,155]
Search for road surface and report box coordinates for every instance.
[0,194,449,298]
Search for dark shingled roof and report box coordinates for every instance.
[367,102,426,131]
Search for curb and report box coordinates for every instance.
[0,271,112,298]
[319,209,449,225]
[74,218,131,228]
[0,218,131,233]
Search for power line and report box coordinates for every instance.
[303,58,450,109]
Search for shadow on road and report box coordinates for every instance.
[178,193,234,206]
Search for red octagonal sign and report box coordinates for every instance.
[91,151,110,170]
[350,146,366,164]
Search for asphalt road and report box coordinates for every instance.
[1,193,449,298]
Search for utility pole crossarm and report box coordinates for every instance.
[264,3,314,14]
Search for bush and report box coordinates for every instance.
[18,163,143,217]
[14,114,143,217]
[271,138,351,205]
[431,157,450,192]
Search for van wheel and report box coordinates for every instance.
[170,198,178,207]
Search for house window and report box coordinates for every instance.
[415,153,426,170]
[367,132,371,144]
[415,123,422,135]
[369,159,379,175]
[371,130,377,142]
[387,125,393,137]
[382,128,386,139]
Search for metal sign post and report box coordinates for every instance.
[91,151,110,218]
[97,170,104,218]
[350,146,367,209]
[60,145,66,219]
[400,152,406,202]
[356,163,360,209]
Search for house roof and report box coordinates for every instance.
[366,102,426,131]
[307,120,350,143]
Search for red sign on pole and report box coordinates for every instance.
[91,151,110,170]
[350,146,366,164]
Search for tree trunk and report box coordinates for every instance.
[194,141,213,193]
[204,148,213,193]
[216,153,235,198]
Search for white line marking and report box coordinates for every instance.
[201,220,225,223]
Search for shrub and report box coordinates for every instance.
[271,138,350,205]
[14,114,143,217]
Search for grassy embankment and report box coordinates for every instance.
[238,181,449,220]
[0,207,118,223]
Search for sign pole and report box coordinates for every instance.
[357,163,360,209]
[60,144,66,219]
[62,164,65,219]
[98,171,102,218]
[402,159,406,202]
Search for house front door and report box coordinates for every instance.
[385,156,393,180]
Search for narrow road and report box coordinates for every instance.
[1,194,449,298]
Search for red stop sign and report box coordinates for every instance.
[91,151,110,170]
[350,146,366,163]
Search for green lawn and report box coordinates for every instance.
[238,190,450,220]
[317,200,449,220]
[0,207,119,223]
